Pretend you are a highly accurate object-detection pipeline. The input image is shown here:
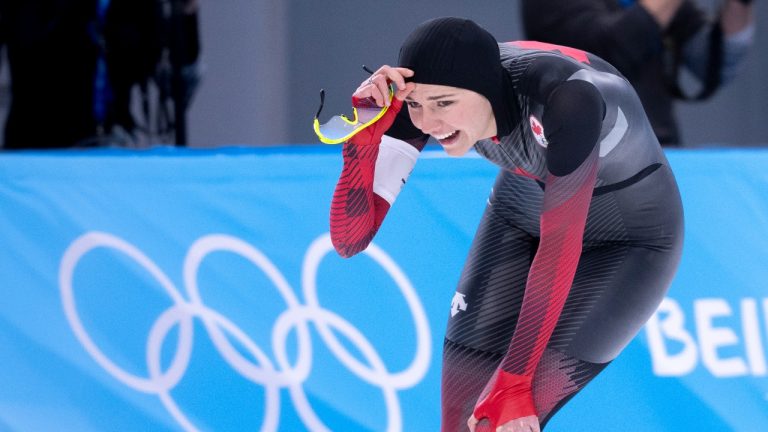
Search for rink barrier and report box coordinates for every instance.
[1,145,767,431]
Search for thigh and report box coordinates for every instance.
[557,164,683,363]
[532,241,681,426]
[445,207,536,353]
[551,242,681,364]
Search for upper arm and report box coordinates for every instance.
[543,79,605,177]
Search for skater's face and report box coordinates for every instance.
[405,84,497,157]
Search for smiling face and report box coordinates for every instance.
[404,83,497,156]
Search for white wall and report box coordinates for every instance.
[188,0,288,147]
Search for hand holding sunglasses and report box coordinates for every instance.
[313,66,415,145]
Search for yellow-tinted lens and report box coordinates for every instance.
[313,86,394,144]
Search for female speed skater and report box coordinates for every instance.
[322,17,683,432]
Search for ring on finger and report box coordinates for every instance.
[367,76,375,85]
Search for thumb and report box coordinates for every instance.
[467,414,479,432]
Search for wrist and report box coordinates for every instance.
[473,370,537,427]
[372,136,420,205]
[348,98,403,146]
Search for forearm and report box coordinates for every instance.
[328,67,420,257]
[721,0,754,35]
[679,0,754,85]
[330,143,387,258]
[330,136,420,257]
[682,21,754,84]
[499,161,596,376]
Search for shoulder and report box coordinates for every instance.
[500,42,595,102]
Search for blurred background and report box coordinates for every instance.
[0,0,765,149]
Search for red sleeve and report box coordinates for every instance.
[500,145,599,376]
[473,146,600,425]
[329,142,391,258]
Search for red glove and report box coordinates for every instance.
[348,95,404,146]
[472,370,537,429]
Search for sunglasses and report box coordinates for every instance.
[312,84,394,144]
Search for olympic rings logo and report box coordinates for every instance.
[59,231,432,432]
